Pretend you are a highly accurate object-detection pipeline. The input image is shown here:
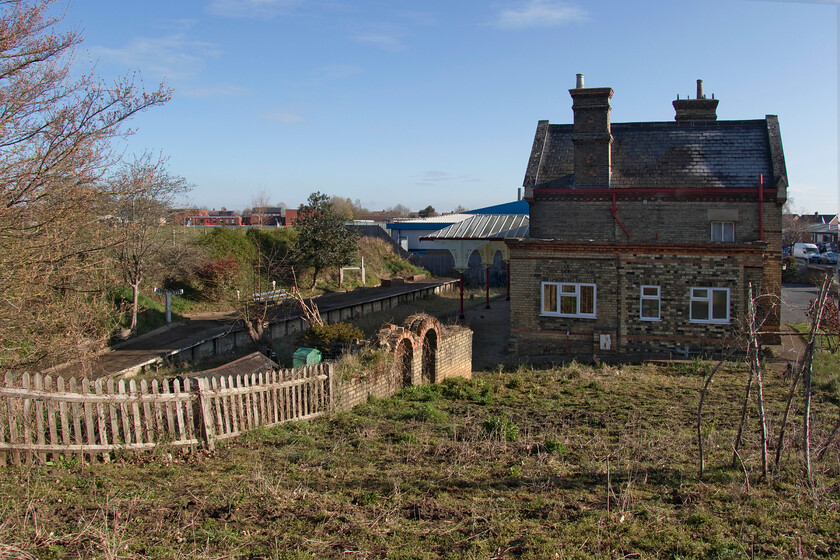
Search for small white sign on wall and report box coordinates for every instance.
[599,334,611,350]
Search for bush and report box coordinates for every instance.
[782,256,803,283]
[334,347,393,382]
[533,438,568,455]
[396,402,449,423]
[482,415,519,442]
[300,322,364,355]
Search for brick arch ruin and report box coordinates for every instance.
[376,314,443,387]
[405,314,441,384]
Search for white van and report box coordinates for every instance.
[792,243,821,264]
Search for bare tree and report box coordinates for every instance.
[731,286,776,478]
[387,204,411,217]
[250,189,272,227]
[802,273,832,483]
[110,153,191,335]
[696,348,735,478]
[0,0,170,370]
[232,226,297,352]
[746,283,770,479]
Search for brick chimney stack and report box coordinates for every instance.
[673,79,719,121]
[569,74,613,188]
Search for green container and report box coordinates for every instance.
[293,347,322,368]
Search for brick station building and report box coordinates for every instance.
[508,76,787,358]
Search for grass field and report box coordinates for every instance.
[1,361,838,559]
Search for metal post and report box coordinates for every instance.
[154,288,183,324]
[459,272,465,320]
[165,293,172,323]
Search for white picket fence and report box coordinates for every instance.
[0,364,331,466]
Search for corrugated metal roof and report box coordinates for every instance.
[186,352,278,381]
[423,214,529,240]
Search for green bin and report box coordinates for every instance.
[293,347,322,368]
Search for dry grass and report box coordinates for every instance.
[1,361,838,559]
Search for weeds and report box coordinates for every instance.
[1,362,839,559]
[481,415,519,442]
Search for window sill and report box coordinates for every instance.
[541,313,597,319]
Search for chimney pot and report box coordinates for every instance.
[576,73,584,89]
[673,79,718,121]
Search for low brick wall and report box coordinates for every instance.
[333,323,473,412]
[332,365,402,412]
[436,327,473,381]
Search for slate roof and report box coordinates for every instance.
[524,118,787,190]
[796,213,837,225]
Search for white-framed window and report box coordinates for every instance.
[640,285,660,321]
[711,221,735,242]
[690,287,730,323]
[541,282,596,318]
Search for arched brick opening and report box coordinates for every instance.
[406,314,442,385]
[421,328,437,384]
[397,338,414,388]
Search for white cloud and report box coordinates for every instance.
[261,110,306,124]
[494,0,589,30]
[91,34,220,81]
[206,0,300,19]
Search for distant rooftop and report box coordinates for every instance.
[465,199,529,215]
[423,214,529,240]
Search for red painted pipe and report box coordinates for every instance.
[611,192,631,240]
[459,272,465,319]
[485,266,491,309]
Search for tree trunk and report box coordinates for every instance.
[803,274,832,483]
[696,351,734,479]
[310,268,319,289]
[774,367,802,471]
[803,354,814,482]
[748,283,769,479]
[816,409,840,462]
[130,280,141,335]
[733,373,753,469]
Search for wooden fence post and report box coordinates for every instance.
[326,363,334,412]
[196,378,216,451]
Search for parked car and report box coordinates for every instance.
[820,251,838,265]
[793,242,822,264]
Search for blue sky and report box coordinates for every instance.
[61,0,837,214]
